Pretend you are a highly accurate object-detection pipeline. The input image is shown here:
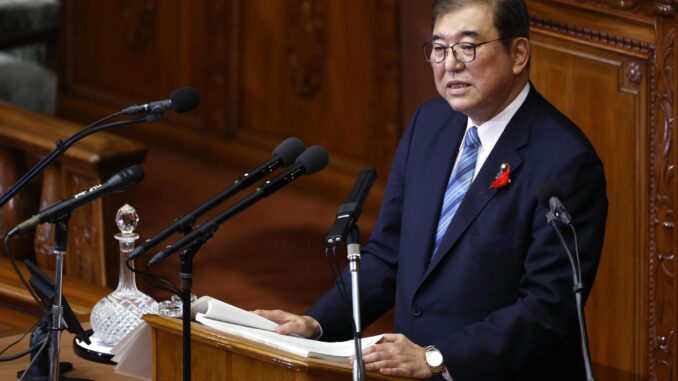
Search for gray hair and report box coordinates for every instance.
[432,0,530,48]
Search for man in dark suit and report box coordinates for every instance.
[257,0,607,379]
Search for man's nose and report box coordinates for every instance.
[444,50,465,72]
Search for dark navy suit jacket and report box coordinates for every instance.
[307,86,608,381]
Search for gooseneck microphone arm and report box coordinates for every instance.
[538,181,594,381]
[546,214,595,381]
[147,145,329,267]
[128,137,305,260]
[0,115,149,210]
[0,87,200,212]
[145,145,327,381]
[147,167,303,267]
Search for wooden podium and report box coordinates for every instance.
[144,314,409,381]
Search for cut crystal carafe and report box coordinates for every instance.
[89,204,158,346]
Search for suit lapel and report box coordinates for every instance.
[423,89,537,278]
[407,113,467,283]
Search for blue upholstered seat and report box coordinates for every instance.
[0,0,60,114]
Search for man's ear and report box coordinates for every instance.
[511,37,530,75]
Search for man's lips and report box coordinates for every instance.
[447,81,471,89]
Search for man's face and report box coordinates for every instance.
[431,5,520,124]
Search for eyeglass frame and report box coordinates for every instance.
[420,36,516,64]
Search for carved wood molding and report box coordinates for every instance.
[576,0,643,10]
[648,15,676,381]
[556,0,674,15]
[530,15,653,55]
[287,0,326,98]
[531,11,677,379]
[655,0,677,15]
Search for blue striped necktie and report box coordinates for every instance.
[432,126,481,258]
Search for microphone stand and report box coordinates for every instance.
[49,214,71,381]
[545,211,595,381]
[346,227,366,381]
[179,242,205,381]
[150,223,211,381]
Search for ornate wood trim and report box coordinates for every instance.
[530,15,652,55]
[544,0,674,16]
[531,11,677,379]
[649,13,676,381]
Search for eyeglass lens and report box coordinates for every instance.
[423,42,476,63]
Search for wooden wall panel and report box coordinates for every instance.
[55,0,678,379]
[527,1,678,379]
[530,25,650,378]
[57,0,401,211]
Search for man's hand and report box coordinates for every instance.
[360,333,435,379]
[253,309,321,338]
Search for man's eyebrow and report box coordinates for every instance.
[460,30,480,38]
[431,30,480,42]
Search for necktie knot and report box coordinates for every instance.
[465,126,481,149]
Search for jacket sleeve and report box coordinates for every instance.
[305,104,422,341]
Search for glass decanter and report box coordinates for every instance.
[89,204,158,347]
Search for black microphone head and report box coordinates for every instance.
[296,145,329,175]
[272,137,306,166]
[536,180,563,208]
[106,165,145,192]
[170,87,200,113]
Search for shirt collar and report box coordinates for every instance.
[465,82,531,149]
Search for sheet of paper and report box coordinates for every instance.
[112,322,152,380]
[196,315,382,362]
[191,295,278,331]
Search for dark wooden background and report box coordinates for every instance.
[49,1,678,380]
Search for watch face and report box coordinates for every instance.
[426,348,444,367]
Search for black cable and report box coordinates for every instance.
[550,220,595,381]
[569,224,583,284]
[18,336,49,381]
[0,320,40,358]
[126,256,181,296]
[3,236,47,315]
[0,337,45,362]
[324,246,356,333]
[83,111,123,130]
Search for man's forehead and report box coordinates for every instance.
[431,6,494,41]
[431,7,498,41]
[431,30,480,42]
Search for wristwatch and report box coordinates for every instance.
[424,345,445,376]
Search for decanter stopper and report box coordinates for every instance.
[116,203,139,235]
[89,204,158,348]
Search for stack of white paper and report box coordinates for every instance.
[112,296,382,379]
[111,322,152,380]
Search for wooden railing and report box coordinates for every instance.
[0,101,146,288]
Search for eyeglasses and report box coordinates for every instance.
[420,37,514,64]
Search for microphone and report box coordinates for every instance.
[127,137,306,260]
[536,181,573,225]
[536,181,594,381]
[121,87,200,115]
[325,168,377,247]
[146,145,329,267]
[7,165,144,238]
